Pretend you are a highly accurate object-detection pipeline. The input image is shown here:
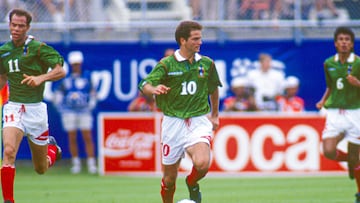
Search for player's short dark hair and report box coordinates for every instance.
[334,26,354,43]
[9,8,32,25]
[175,21,203,46]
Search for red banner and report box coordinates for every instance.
[98,112,347,175]
[98,113,160,174]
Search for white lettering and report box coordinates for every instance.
[114,60,138,100]
[213,125,250,171]
[104,129,155,159]
[91,70,112,101]
[286,125,320,171]
[251,125,285,171]
[138,59,158,78]
[208,123,321,172]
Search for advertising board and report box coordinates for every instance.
[98,113,347,175]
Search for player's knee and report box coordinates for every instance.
[194,158,210,172]
[323,149,336,160]
[3,145,16,161]
[163,176,176,188]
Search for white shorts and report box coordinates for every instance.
[161,115,213,165]
[322,109,360,145]
[3,102,49,145]
[61,112,93,131]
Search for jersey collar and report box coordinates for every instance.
[334,52,355,63]
[174,49,202,62]
[10,35,34,46]
[24,35,34,45]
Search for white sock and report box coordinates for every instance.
[72,157,81,166]
[87,157,97,174]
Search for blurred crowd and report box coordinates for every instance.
[222,53,305,113]
[0,0,109,23]
[0,0,355,23]
[191,0,341,21]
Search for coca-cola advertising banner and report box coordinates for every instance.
[98,112,347,175]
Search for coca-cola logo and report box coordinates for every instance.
[104,128,155,159]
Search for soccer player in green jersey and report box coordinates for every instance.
[0,9,66,203]
[139,21,222,203]
[316,26,360,203]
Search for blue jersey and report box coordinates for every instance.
[56,71,94,112]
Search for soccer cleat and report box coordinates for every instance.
[88,165,97,174]
[355,192,360,203]
[48,136,62,161]
[70,165,81,174]
[71,157,81,174]
[186,177,202,203]
[4,201,13,203]
[87,157,97,174]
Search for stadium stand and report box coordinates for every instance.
[105,0,130,24]
[0,0,359,43]
[106,0,192,22]
[334,0,360,19]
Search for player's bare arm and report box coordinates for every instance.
[142,83,170,96]
[208,88,220,130]
[0,74,8,90]
[316,87,331,109]
[21,64,65,87]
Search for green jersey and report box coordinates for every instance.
[139,51,222,119]
[0,36,64,103]
[323,53,360,109]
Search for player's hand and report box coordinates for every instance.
[347,74,360,87]
[21,74,42,87]
[208,115,219,131]
[153,85,170,95]
[315,101,324,110]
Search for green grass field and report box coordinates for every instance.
[12,160,355,203]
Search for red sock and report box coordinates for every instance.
[1,166,15,203]
[47,144,58,167]
[186,166,206,187]
[335,150,348,162]
[160,178,175,203]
